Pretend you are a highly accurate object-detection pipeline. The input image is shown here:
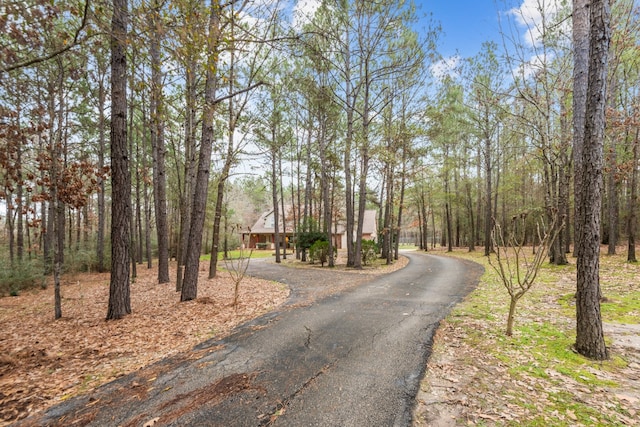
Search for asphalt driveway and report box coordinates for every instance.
[15,251,483,427]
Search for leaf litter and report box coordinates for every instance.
[0,254,408,425]
[0,261,288,425]
[413,248,640,426]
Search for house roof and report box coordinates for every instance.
[249,208,377,236]
[361,209,378,235]
[249,208,295,234]
[335,209,377,235]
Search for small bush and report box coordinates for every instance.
[65,249,100,273]
[361,240,379,266]
[256,242,268,250]
[297,231,328,262]
[0,258,45,296]
[297,231,327,252]
[309,240,336,267]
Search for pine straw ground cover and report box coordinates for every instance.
[414,247,640,426]
[0,261,289,425]
[0,252,408,426]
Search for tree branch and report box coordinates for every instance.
[213,81,264,105]
[1,0,91,74]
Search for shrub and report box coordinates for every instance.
[0,258,45,296]
[361,240,379,266]
[297,231,328,262]
[65,249,101,273]
[297,231,327,252]
[309,240,336,267]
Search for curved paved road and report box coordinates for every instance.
[16,252,482,427]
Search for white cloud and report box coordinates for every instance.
[508,0,562,47]
[430,55,462,81]
[292,0,321,30]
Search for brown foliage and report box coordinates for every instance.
[0,262,289,425]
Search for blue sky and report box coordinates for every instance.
[291,0,530,60]
[420,0,506,59]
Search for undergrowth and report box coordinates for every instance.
[0,257,45,296]
[435,247,639,425]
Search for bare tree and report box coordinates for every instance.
[490,212,562,336]
[224,226,253,309]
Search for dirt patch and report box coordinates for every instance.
[151,372,263,426]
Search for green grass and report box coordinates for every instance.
[429,247,638,426]
[504,322,620,387]
[199,249,275,261]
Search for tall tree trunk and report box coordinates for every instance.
[16,135,24,261]
[176,56,197,291]
[342,17,356,267]
[135,120,143,264]
[445,202,453,252]
[53,192,62,319]
[209,175,227,278]
[431,205,436,248]
[271,128,281,264]
[6,187,14,265]
[97,67,107,272]
[106,0,132,320]
[150,0,170,283]
[292,157,300,258]
[454,169,461,248]
[26,196,32,258]
[394,139,407,261]
[575,0,610,361]
[209,35,238,278]
[318,113,335,267]
[476,144,482,248]
[82,204,88,248]
[51,60,66,319]
[354,77,372,270]
[417,202,424,250]
[573,0,590,258]
[127,58,137,278]
[466,180,476,252]
[75,208,81,251]
[556,96,570,264]
[420,189,429,251]
[280,152,289,261]
[144,168,152,269]
[181,1,221,301]
[628,127,639,262]
[67,207,73,251]
[606,83,618,255]
[301,109,313,262]
[484,128,492,256]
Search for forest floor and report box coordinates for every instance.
[0,260,291,425]
[4,248,638,427]
[0,252,407,426]
[413,247,640,426]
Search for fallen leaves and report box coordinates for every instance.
[413,248,640,426]
[0,261,289,425]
